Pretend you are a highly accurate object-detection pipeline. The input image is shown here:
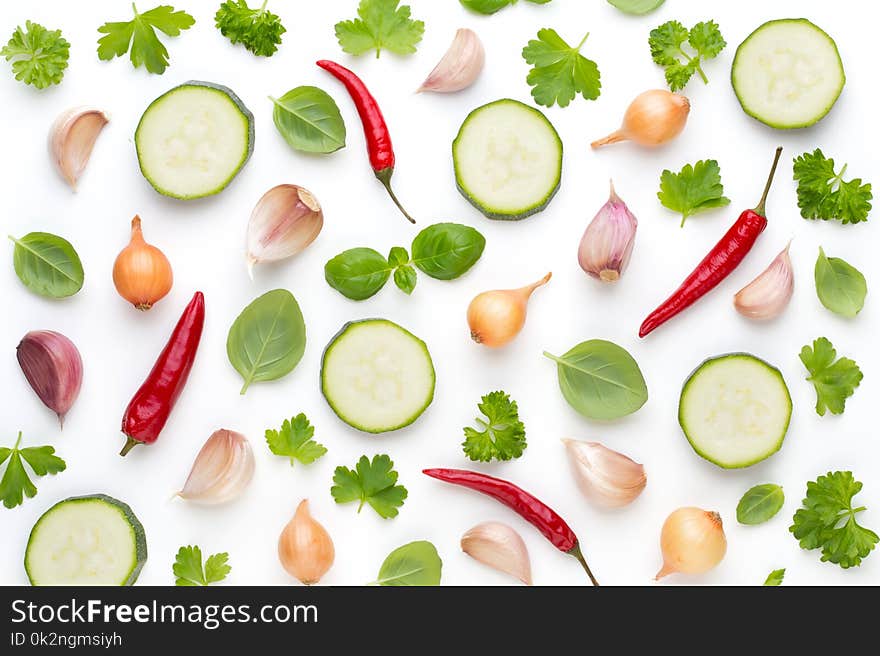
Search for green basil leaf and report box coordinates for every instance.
[544,340,648,420]
[374,540,442,586]
[736,484,784,525]
[411,223,486,280]
[387,246,409,268]
[9,232,84,298]
[459,0,515,15]
[271,86,346,154]
[814,247,867,317]
[324,248,391,300]
[393,265,417,295]
[763,568,785,586]
[226,289,306,394]
[607,0,665,15]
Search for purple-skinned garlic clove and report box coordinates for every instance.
[16,330,83,427]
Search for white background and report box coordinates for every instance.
[0,0,877,587]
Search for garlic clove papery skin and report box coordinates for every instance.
[734,244,794,320]
[179,429,255,504]
[562,439,647,508]
[16,330,83,427]
[49,107,109,190]
[278,500,335,585]
[461,522,532,585]
[578,181,638,282]
[246,184,323,278]
[418,28,485,93]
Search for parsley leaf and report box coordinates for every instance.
[97,4,195,74]
[658,159,731,226]
[0,432,65,509]
[462,391,527,462]
[215,0,285,57]
[460,0,552,15]
[331,454,407,519]
[799,337,863,416]
[793,149,872,224]
[790,471,878,569]
[763,568,785,586]
[335,0,424,58]
[522,29,600,108]
[1,21,70,89]
[173,545,231,586]
[649,20,725,91]
[265,413,327,466]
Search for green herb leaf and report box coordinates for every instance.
[324,248,392,300]
[462,391,526,462]
[459,0,515,14]
[226,289,307,394]
[265,413,327,466]
[393,265,417,295]
[215,0,285,57]
[270,86,346,154]
[763,569,785,586]
[814,247,866,318]
[9,232,84,299]
[1,21,69,88]
[790,471,878,569]
[335,0,424,58]
[411,223,486,280]
[793,149,872,224]
[331,454,407,519]
[522,29,601,108]
[736,484,784,525]
[387,246,409,268]
[543,340,648,420]
[0,432,65,509]
[173,545,231,586]
[97,4,195,75]
[649,20,726,91]
[608,0,665,15]
[799,337,862,416]
[658,160,731,226]
[374,540,442,585]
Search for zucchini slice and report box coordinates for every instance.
[732,19,845,129]
[679,354,792,469]
[453,99,562,220]
[321,319,435,433]
[135,81,254,199]
[25,494,147,586]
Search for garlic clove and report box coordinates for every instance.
[16,330,83,427]
[461,521,532,585]
[578,180,638,282]
[734,243,794,320]
[246,184,323,278]
[278,499,335,585]
[179,429,255,504]
[562,439,647,508]
[418,28,485,93]
[49,107,109,190]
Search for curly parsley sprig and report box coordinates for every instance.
[215,0,285,57]
[1,21,70,88]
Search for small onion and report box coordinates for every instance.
[592,90,690,149]
[656,507,726,580]
[112,215,173,311]
[278,500,335,585]
[467,272,551,348]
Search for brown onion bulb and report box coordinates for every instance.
[112,215,173,310]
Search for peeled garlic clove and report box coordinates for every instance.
[563,439,647,508]
[461,521,532,585]
[179,429,255,504]
[246,184,323,278]
[49,107,109,190]
[418,28,485,93]
[16,330,83,427]
[578,181,638,282]
[278,500,335,585]
[734,243,794,320]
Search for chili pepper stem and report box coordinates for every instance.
[119,437,139,457]
[375,168,415,224]
[568,542,600,586]
[753,146,783,216]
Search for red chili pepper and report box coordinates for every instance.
[423,468,599,585]
[317,59,415,224]
[639,147,783,338]
[120,292,205,456]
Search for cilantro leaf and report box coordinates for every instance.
[174,545,231,586]
[331,454,407,519]
[649,20,725,91]
[793,149,872,224]
[97,4,195,74]
[790,471,878,568]
[522,29,600,108]
[335,0,424,58]
[799,337,862,416]
[0,432,65,509]
[462,391,527,462]
[763,569,785,586]
[658,159,731,226]
[1,21,70,89]
[215,0,285,57]
[265,413,327,466]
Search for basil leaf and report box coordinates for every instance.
[226,289,306,394]
[393,265,417,295]
[374,540,442,586]
[459,0,515,15]
[543,340,648,420]
[387,246,409,268]
[607,0,665,15]
[324,248,391,300]
[411,223,486,280]
[763,568,785,586]
[9,232,83,298]
[737,484,784,525]
[814,247,867,317]
[271,86,346,154]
